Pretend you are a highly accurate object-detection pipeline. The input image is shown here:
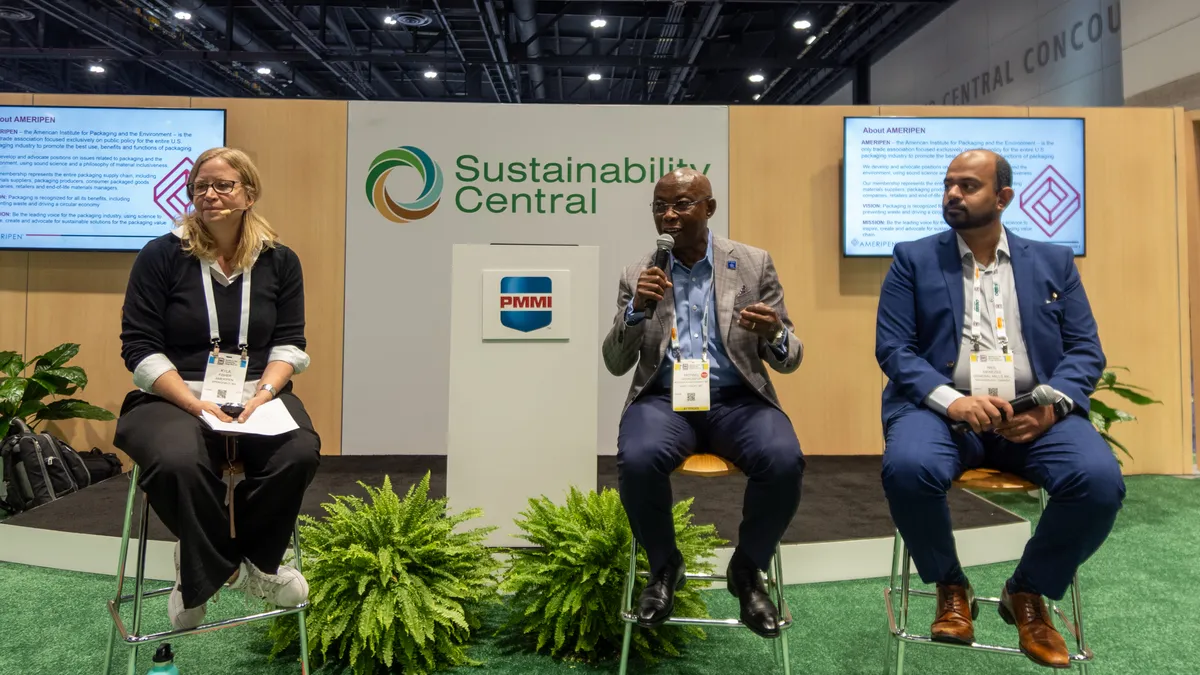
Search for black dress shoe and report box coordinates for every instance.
[726,551,781,638]
[637,550,686,628]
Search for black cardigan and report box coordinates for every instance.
[119,232,306,383]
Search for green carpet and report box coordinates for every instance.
[0,475,1194,674]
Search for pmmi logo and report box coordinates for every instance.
[499,276,552,332]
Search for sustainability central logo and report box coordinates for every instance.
[365,146,443,223]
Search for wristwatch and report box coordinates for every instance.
[1052,396,1072,420]
[259,383,278,400]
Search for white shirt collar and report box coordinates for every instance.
[172,226,265,286]
[956,227,1010,264]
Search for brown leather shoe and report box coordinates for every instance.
[999,586,1071,669]
[930,583,978,645]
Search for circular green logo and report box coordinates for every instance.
[365,146,443,223]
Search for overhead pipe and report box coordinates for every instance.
[173,0,324,97]
[664,0,724,104]
[759,2,852,103]
[307,6,401,99]
[247,0,374,99]
[431,0,506,102]
[511,0,544,100]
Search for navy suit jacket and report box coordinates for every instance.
[875,227,1105,426]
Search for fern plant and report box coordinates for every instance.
[499,486,725,663]
[268,472,499,675]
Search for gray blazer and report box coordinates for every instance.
[602,234,803,414]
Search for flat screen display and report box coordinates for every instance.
[842,116,1086,257]
[0,105,227,251]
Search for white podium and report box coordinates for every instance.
[446,243,600,546]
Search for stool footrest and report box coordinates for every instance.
[884,588,1092,663]
[620,611,795,632]
[107,598,308,646]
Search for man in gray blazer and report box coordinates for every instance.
[602,167,804,638]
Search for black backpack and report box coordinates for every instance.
[79,447,124,482]
[0,419,93,514]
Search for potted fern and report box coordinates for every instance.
[1089,367,1160,465]
[0,343,115,439]
[268,472,499,675]
[499,486,725,663]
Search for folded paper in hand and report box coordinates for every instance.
[200,398,299,436]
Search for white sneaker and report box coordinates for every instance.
[167,542,207,630]
[229,559,309,607]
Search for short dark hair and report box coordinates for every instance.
[994,155,1012,192]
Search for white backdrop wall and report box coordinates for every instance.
[867,0,1123,107]
[342,102,729,455]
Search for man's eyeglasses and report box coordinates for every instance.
[188,179,241,198]
[651,197,711,215]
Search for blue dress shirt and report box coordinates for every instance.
[625,230,786,391]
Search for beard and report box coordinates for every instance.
[942,205,989,230]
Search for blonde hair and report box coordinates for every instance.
[177,147,278,270]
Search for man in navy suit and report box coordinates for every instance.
[875,149,1125,669]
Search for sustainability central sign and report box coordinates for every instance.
[367,145,713,221]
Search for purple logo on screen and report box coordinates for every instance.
[1018,165,1080,238]
[154,157,194,221]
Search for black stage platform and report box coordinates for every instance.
[3,455,1022,547]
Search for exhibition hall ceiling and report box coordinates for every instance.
[0,0,956,104]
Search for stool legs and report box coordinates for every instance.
[617,537,791,674]
[104,465,142,675]
[292,522,311,675]
[617,537,639,675]
[104,463,310,674]
[883,488,1092,672]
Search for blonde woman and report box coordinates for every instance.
[115,147,320,630]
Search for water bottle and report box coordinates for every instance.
[147,643,180,675]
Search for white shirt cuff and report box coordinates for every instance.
[269,345,310,374]
[924,385,964,416]
[132,353,177,392]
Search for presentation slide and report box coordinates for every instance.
[842,117,1085,257]
[0,106,226,251]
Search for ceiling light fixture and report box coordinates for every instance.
[591,17,607,28]
[753,94,761,101]
[587,72,602,81]
[88,64,105,74]
[424,69,438,79]
[383,14,398,26]
[256,66,271,75]
[174,10,192,21]
[748,73,765,83]
[806,35,817,45]
[792,19,811,30]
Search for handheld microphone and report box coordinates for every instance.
[644,233,674,318]
[951,384,1057,435]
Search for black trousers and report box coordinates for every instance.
[114,389,321,609]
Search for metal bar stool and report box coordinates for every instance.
[618,453,794,675]
[104,433,310,675]
[883,468,1092,674]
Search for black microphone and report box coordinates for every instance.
[644,233,674,318]
[951,384,1057,435]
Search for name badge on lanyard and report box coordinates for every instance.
[672,302,711,412]
[968,266,1016,400]
[199,260,252,406]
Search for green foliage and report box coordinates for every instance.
[1089,367,1160,465]
[499,486,726,663]
[0,343,114,439]
[268,472,500,675]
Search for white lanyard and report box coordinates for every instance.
[199,260,252,357]
[970,263,1009,353]
[670,299,710,363]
